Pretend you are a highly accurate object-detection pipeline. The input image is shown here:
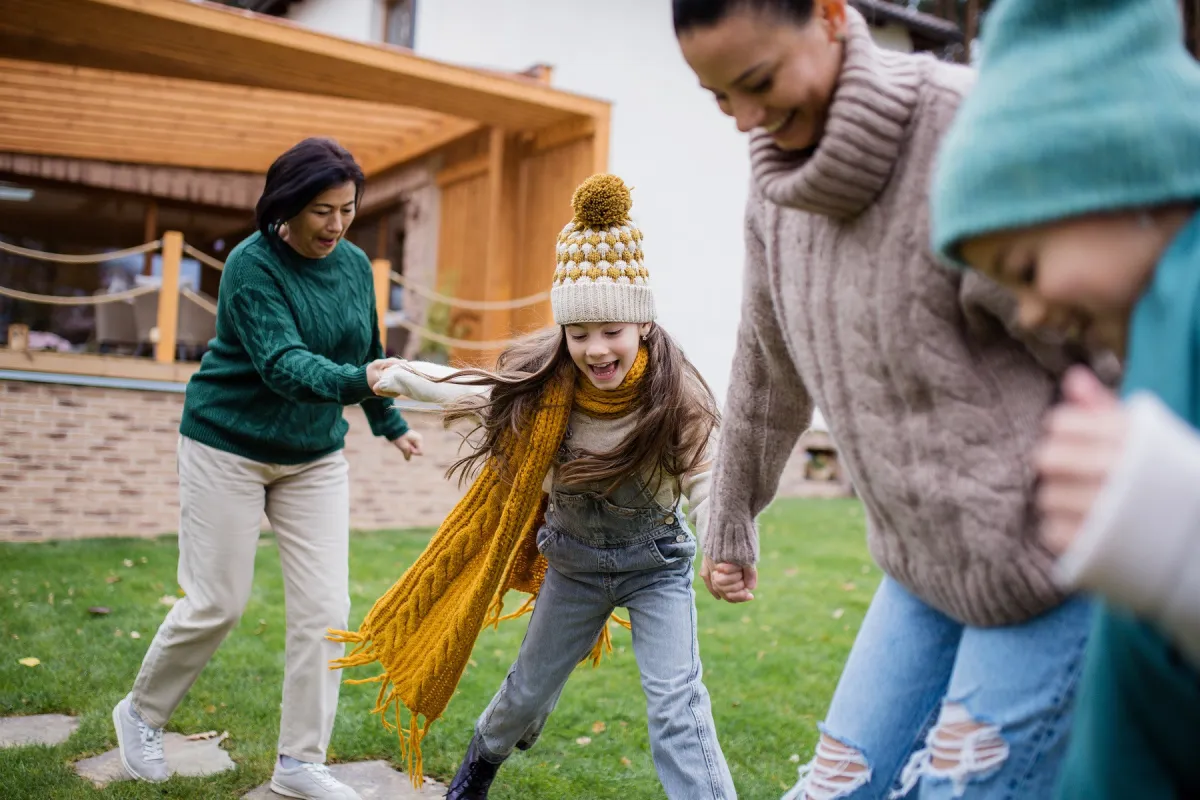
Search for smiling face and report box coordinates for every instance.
[282,181,357,259]
[565,322,653,390]
[959,209,1195,357]
[677,1,846,152]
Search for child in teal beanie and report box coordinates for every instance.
[930,0,1200,796]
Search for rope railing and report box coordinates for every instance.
[0,239,161,264]
[390,271,549,311]
[181,287,219,316]
[0,235,537,352]
[183,243,226,272]
[391,317,532,351]
[0,284,159,306]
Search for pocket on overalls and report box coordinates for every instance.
[535,525,558,555]
[649,532,697,566]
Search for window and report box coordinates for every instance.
[383,0,416,48]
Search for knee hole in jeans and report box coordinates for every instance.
[787,733,872,800]
[890,702,1010,799]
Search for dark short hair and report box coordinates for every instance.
[255,138,365,242]
[672,0,815,34]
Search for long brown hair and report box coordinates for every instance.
[435,324,719,494]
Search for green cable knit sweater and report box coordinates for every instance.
[179,231,408,464]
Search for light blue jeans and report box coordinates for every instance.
[786,577,1092,800]
[475,478,737,800]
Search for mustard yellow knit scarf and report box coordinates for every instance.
[328,348,648,784]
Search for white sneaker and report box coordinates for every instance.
[271,760,361,800]
[111,694,169,783]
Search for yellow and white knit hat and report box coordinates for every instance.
[551,174,655,326]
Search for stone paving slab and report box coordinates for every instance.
[0,714,79,748]
[243,760,444,799]
[73,731,235,788]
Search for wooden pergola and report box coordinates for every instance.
[0,0,611,380]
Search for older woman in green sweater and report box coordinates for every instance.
[111,138,419,800]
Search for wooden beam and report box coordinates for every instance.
[592,113,611,175]
[155,230,183,364]
[0,98,428,149]
[364,118,481,177]
[477,128,520,349]
[0,60,450,132]
[0,349,198,383]
[371,258,391,348]
[436,156,490,188]
[528,116,596,156]
[0,133,274,173]
[0,0,610,131]
[0,131,395,175]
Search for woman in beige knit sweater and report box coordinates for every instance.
[675,1,1096,798]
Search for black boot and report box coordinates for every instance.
[445,735,505,799]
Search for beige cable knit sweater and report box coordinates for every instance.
[706,10,1071,627]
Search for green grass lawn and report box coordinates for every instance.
[0,498,877,799]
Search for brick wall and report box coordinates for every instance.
[0,379,843,543]
[0,379,468,542]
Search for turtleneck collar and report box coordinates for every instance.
[748,8,924,219]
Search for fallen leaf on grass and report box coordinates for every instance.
[159,595,178,608]
[130,631,141,640]
[18,657,40,667]
[620,757,632,768]
[105,576,121,585]
[831,608,845,620]
[253,619,267,636]
[205,705,217,714]
[123,559,134,568]
[591,721,606,734]
[185,731,219,741]
[575,736,592,746]
[88,606,110,615]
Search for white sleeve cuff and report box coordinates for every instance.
[1056,392,1200,660]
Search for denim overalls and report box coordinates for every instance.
[474,438,737,800]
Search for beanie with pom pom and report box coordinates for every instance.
[551,174,656,326]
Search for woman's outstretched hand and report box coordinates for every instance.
[392,429,424,461]
[701,555,757,603]
[368,358,406,397]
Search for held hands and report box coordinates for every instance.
[1034,366,1129,556]
[700,555,758,603]
[367,358,406,397]
[391,429,424,461]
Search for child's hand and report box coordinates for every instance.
[700,555,757,603]
[392,429,424,461]
[369,359,407,397]
[1034,366,1129,555]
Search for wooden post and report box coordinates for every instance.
[154,230,183,364]
[371,258,390,353]
[142,199,158,276]
[964,0,980,64]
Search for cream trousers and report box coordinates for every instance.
[130,436,351,763]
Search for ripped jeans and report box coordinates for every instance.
[785,577,1092,800]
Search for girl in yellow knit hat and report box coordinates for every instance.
[333,174,737,800]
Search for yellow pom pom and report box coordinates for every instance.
[571,174,632,228]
